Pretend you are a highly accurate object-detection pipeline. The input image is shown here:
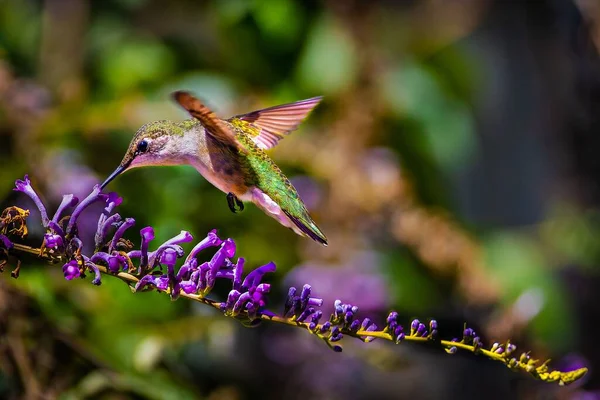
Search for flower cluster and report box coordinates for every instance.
[0,175,588,387]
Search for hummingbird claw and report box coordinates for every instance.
[227,193,244,213]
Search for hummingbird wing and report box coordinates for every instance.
[228,96,323,150]
[172,91,241,148]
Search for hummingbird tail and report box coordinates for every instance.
[283,210,328,246]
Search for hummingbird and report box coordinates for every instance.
[100,91,328,246]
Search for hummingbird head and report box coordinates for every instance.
[101,120,183,189]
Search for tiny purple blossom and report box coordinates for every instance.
[109,217,135,253]
[148,230,193,268]
[67,185,106,235]
[185,229,223,263]
[135,274,169,292]
[51,194,79,224]
[242,261,276,290]
[62,260,80,280]
[232,292,253,316]
[95,213,121,249]
[138,226,155,268]
[205,238,236,289]
[84,260,102,285]
[44,233,63,249]
[14,175,49,227]
[48,220,64,237]
[232,257,244,291]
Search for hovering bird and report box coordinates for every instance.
[101,91,327,246]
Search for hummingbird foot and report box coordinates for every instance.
[226,192,244,213]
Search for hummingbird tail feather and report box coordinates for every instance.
[283,210,328,246]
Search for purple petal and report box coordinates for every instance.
[47,220,64,237]
[241,261,276,290]
[139,226,155,268]
[185,229,223,263]
[161,247,178,268]
[62,260,80,280]
[44,233,63,249]
[85,260,102,285]
[67,185,106,235]
[51,194,79,224]
[204,238,236,290]
[232,292,252,316]
[95,213,121,250]
[104,192,122,214]
[135,274,169,292]
[232,257,244,291]
[109,217,135,253]
[14,175,49,227]
[148,230,193,268]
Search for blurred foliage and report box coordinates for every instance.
[1,0,600,399]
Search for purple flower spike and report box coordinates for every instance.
[52,194,79,223]
[241,261,276,290]
[67,185,106,235]
[139,226,155,268]
[62,260,80,280]
[0,234,13,249]
[14,175,49,227]
[185,229,223,263]
[109,217,135,253]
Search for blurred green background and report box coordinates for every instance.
[1,0,600,399]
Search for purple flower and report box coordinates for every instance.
[137,226,155,268]
[44,233,63,249]
[66,185,106,236]
[51,194,79,224]
[84,259,102,285]
[14,175,49,227]
[91,252,127,274]
[185,229,223,263]
[62,260,80,280]
[205,238,236,290]
[147,230,193,268]
[242,261,276,291]
[135,273,169,292]
[109,217,135,252]
[95,213,122,249]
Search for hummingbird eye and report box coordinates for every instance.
[137,139,149,153]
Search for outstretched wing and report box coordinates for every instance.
[229,96,322,150]
[172,91,239,147]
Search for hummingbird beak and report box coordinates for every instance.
[100,162,129,190]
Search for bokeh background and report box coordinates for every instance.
[1,0,600,399]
